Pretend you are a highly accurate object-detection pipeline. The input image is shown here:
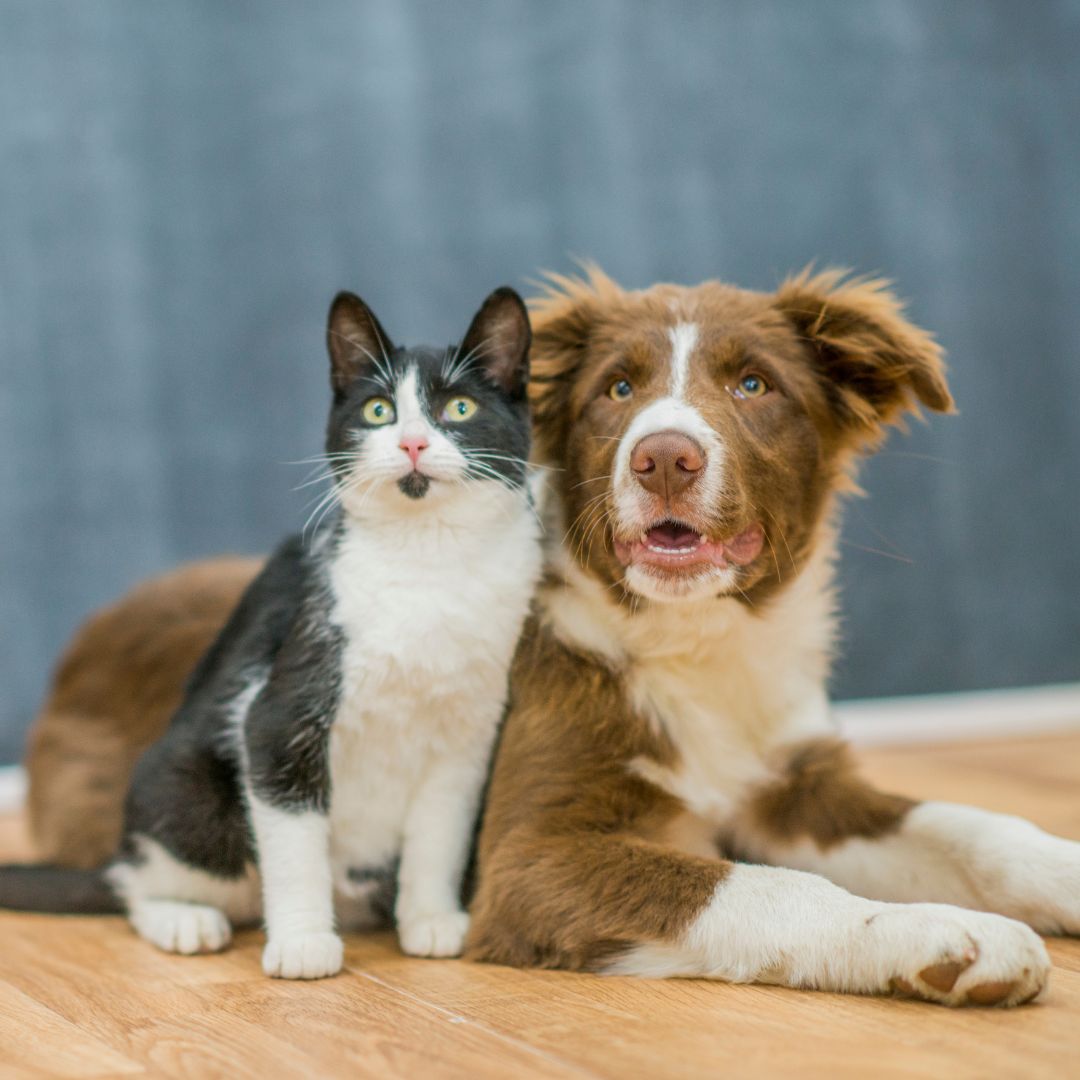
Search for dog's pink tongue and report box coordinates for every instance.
[645,522,700,550]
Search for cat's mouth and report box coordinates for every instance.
[397,472,432,500]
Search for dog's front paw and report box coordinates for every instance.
[869,905,1049,1007]
[262,932,344,979]
[397,910,470,957]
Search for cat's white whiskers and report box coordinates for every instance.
[284,452,361,466]
[469,451,542,467]
[301,492,340,543]
[326,330,396,391]
[439,345,458,382]
[293,471,339,493]
[445,337,497,384]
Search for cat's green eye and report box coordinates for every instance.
[442,396,478,423]
[362,397,396,425]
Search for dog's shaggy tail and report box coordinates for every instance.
[0,863,122,914]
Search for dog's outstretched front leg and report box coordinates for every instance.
[731,736,1080,935]
[466,831,1049,1006]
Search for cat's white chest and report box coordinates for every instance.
[323,502,541,881]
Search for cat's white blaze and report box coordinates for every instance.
[327,479,542,955]
[393,366,427,431]
[340,363,473,513]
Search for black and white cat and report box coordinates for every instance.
[0,286,542,979]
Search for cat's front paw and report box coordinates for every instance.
[397,910,470,958]
[262,931,344,979]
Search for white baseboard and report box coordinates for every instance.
[0,766,27,815]
[836,682,1080,746]
[0,683,1076,813]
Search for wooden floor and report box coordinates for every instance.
[2,732,1080,1080]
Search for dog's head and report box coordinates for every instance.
[530,265,953,604]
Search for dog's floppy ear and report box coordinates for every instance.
[528,264,622,463]
[775,268,954,446]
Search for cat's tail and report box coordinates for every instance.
[0,863,122,914]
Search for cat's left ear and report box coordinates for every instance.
[458,287,531,400]
[327,291,396,397]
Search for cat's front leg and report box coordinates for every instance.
[247,794,343,979]
[245,673,343,980]
[395,746,490,958]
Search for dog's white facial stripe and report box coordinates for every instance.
[668,322,699,401]
[607,324,732,601]
[610,395,730,601]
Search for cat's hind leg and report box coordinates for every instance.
[108,835,261,957]
[129,899,232,955]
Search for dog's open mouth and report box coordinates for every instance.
[613,519,764,573]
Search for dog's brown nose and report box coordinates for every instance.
[630,431,705,499]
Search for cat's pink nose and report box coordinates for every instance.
[399,434,429,467]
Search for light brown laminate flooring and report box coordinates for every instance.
[1,732,1079,1079]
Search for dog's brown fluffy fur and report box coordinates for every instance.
[26,557,260,866]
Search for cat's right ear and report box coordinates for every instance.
[458,287,532,401]
[327,292,395,396]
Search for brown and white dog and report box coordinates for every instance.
[23,266,1080,1005]
[463,266,1079,1006]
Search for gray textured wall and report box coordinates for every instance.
[2,1,1079,763]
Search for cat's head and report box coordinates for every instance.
[323,286,532,517]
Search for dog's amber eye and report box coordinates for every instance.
[362,397,396,425]
[734,374,769,399]
[608,378,633,402]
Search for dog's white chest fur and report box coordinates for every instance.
[325,496,541,884]
[546,543,839,828]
